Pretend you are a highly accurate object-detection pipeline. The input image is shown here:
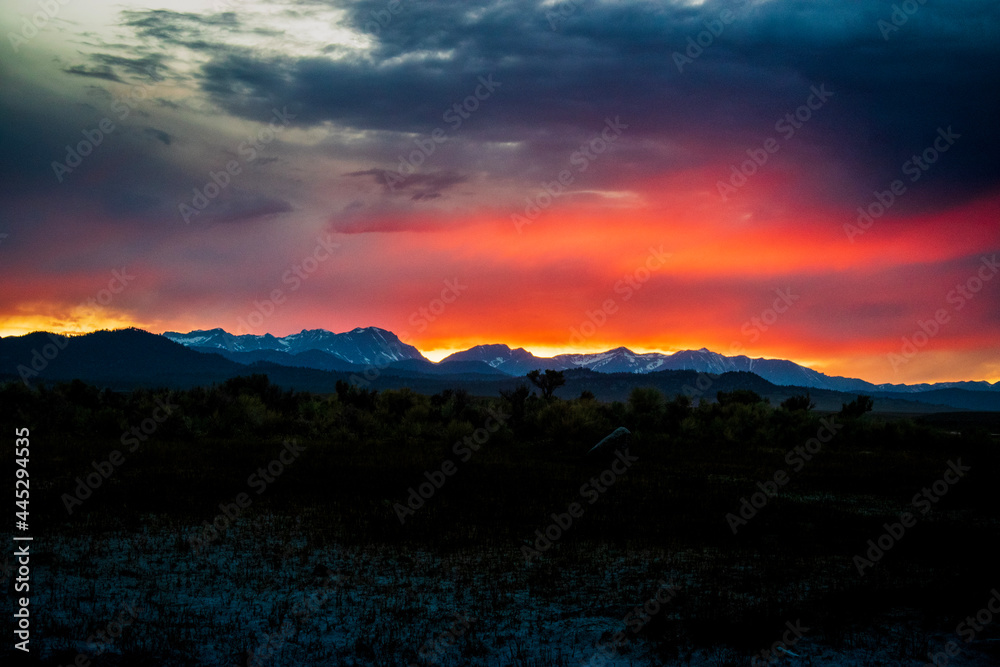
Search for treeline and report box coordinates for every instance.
[2,374,995,554]
[0,375,985,459]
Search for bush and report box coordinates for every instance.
[781,392,814,412]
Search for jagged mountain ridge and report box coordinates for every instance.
[164,326,424,366]
[161,328,999,394]
[1,328,997,411]
[438,344,1000,394]
[442,344,856,388]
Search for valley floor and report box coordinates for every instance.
[13,512,1000,667]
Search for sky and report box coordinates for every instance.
[0,0,998,384]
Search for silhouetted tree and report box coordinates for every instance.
[430,389,454,408]
[500,383,531,426]
[380,388,420,418]
[526,369,565,399]
[781,392,814,412]
[840,394,874,418]
[716,389,765,406]
[628,386,663,415]
[335,379,378,410]
[628,386,665,431]
[452,388,470,417]
[664,394,692,433]
[499,384,530,403]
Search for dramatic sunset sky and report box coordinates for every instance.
[1,0,997,384]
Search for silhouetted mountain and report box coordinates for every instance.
[443,343,999,394]
[0,329,522,393]
[165,326,425,364]
[871,388,1000,412]
[0,328,242,389]
[3,328,998,411]
[445,344,857,387]
[441,344,562,374]
[163,328,999,398]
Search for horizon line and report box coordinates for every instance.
[4,324,997,387]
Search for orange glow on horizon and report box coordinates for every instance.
[2,176,996,388]
[0,311,151,338]
[1,318,995,386]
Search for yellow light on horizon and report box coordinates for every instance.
[420,348,464,363]
[0,312,141,338]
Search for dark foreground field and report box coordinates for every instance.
[2,377,999,666]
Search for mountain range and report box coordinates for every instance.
[163,326,423,366]
[164,326,999,395]
[1,327,997,412]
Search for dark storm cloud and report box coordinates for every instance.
[6,0,999,236]
[125,0,992,213]
[0,73,289,257]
